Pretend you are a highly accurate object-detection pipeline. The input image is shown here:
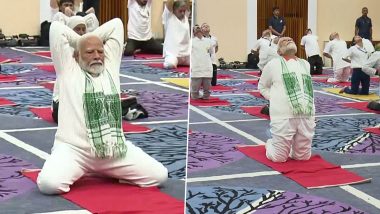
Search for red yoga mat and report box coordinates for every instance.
[0,74,18,83]
[241,106,270,120]
[145,63,189,74]
[122,121,152,134]
[29,107,55,123]
[210,85,234,91]
[23,170,184,214]
[134,53,163,59]
[245,79,259,85]
[237,145,371,189]
[190,97,231,107]
[370,77,380,82]
[36,65,55,73]
[217,74,233,79]
[245,71,261,77]
[0,55,20,64]
[0,97,17,107]
[340,102,380,114]
[364,127,380,135]
[33,51,52,58]
[39,82,55,90]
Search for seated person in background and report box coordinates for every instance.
[258,37,315,162]
[300,29,323,75]
[51,0,95,22]
[190,25,213,100]
[162,0,191,69]
[323,32,351,82]
[341,36,371,95]
[38,18,167,195]
[124,0,163,56]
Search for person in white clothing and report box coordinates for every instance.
[362,38,375,54]
[300,29,323,75]
[37,18,168,195]
[341,36,371,95]
[124,0,163,56]
[201,23,219,86]
[162,0,191,69]
[190,25,213,100]
[323,32,351,82]
[258,37,316,162]
[252,30,274,71]
[363,44,380,111]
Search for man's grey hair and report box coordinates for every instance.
[75,33,102,52]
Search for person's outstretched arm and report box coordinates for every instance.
[49,21,80,75]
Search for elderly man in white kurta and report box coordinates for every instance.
[190,25,213,99]
[37,18,168,194]
[258,37,316,163]
[162,0,191,69]
[323,32,351,82]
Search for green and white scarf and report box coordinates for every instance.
[280,58,314,116]
[83,71,127,159]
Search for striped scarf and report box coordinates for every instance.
[83,71,127,159]
[280,58,314,116]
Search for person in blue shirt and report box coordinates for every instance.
[355,7,372,41]
[268,6,286,37]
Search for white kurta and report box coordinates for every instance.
[323,39,350,70]
[344,45,370,68]
[191,37,213,78]
[205,35,218,64]
[162,7,190,58]
[363,51,380,76]
[127,0,152,41]
[252,37,272,70]
[259,57,316,162]
[363,38,375,54]
[300,34,321,57]
[38,19,168,194]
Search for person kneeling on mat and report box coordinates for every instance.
[37,18,167,195]
[258,37,316,162]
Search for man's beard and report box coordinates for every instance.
[279,42,297,55]
[79,58,104,76]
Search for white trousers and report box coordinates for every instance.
[265,117,316,162]
[163,55,190,69]
[37,142,168,194]
[328,66,351,82]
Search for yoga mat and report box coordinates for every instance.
[39,82,55,90]
[0,74,18,83]
[0,55,20,64]
[146,63,189,74]
[248,91,264,99]
[217,74,233,79]
[313,79,351,87]
[161,77,189,88]
[340,102,380,114]
[122,121,153,134]
[245,71,261,77]
[23,170,184,214]
[29,106,55,123]
[364,127,380,135]
[323,88,380,101]
[30,107,152,134]
[241,106,270,120]
[36,65,55,73]
[211,85,234,91]
[33,51,52,58]
[134,53,163,59]
[0,97,17,107]
[190,97,231,107]
[237,145,371,189]
[245,79,259,85]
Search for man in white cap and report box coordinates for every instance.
[259,37,316,162]
[37,18,168,194]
